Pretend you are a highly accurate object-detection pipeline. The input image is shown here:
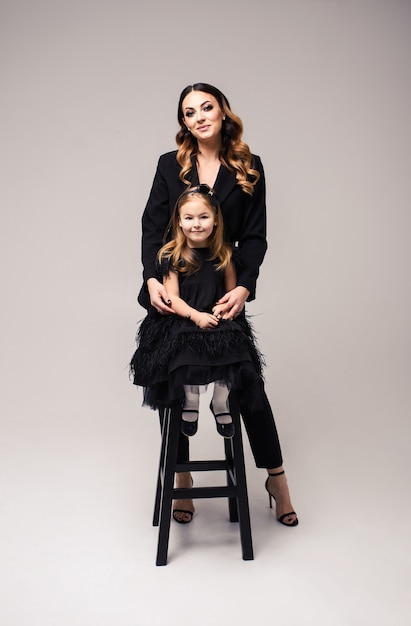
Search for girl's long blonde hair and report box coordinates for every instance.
[176,83,260,196]
[158,187,232,275]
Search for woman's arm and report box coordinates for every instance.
[224,259,236,292]
[235,155,268,300]
[146,277,174,314]
[140,154,178,313]
[164,271,219,329]
[141,155,173,282]
[213,260,248,321]
[213,286,250,320]
[213,157,267,319]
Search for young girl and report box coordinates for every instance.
[130,184,265,439]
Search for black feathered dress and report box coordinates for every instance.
[130,248,265,410]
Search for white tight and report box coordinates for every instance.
[182,381,232,424]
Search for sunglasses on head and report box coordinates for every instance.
[182,184,219,208]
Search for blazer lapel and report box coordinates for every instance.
[190,156,237,204]
[213,165,237,205]
[189,156,199,186]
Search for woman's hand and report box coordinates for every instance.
[147,278,175,315]
[212,286,250,320]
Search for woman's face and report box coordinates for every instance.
[178,196,216,248]
[182,91,224,144]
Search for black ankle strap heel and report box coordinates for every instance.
[265,471,298,527]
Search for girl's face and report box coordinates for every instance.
[178,196,216,248]
[182,91,224,143]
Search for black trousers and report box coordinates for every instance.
[159,386,283,469]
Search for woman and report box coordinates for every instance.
[138,83,298,527]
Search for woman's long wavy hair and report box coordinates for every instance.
[158,189,232,275]
[176,83,260,196]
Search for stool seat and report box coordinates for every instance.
[153,394,254,565]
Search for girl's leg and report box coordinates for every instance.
[182,385,200,419]
[180,385,200,437]
[210,381,231,423]
[210,381,235,438]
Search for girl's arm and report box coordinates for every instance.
[164,271,218,329]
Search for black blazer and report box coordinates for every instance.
[138,151,268,308]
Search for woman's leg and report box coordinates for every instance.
[237,386,283,468]
[265,467,298,526]
[236,386,298,526]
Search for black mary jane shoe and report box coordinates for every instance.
[209,402,235,439]
[180,410,199,437]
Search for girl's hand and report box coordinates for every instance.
[147,278,175,315]
[196,312,219,329]
[212,286,250,320]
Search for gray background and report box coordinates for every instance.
[1,1,410,624]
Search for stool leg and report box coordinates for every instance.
[231,410,254,561]
[225,436,239,523]
[226,394,240,522]
[156,406,181,566]
[153,408,168,527]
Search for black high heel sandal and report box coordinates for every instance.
[209,402,235,439]
[265,470,299,527]
[173,476,195,524]
[180,410,199,437]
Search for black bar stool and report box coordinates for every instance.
[153,394,254,566]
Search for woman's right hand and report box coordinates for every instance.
[147,278,175,315]
[213,286,250,320]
